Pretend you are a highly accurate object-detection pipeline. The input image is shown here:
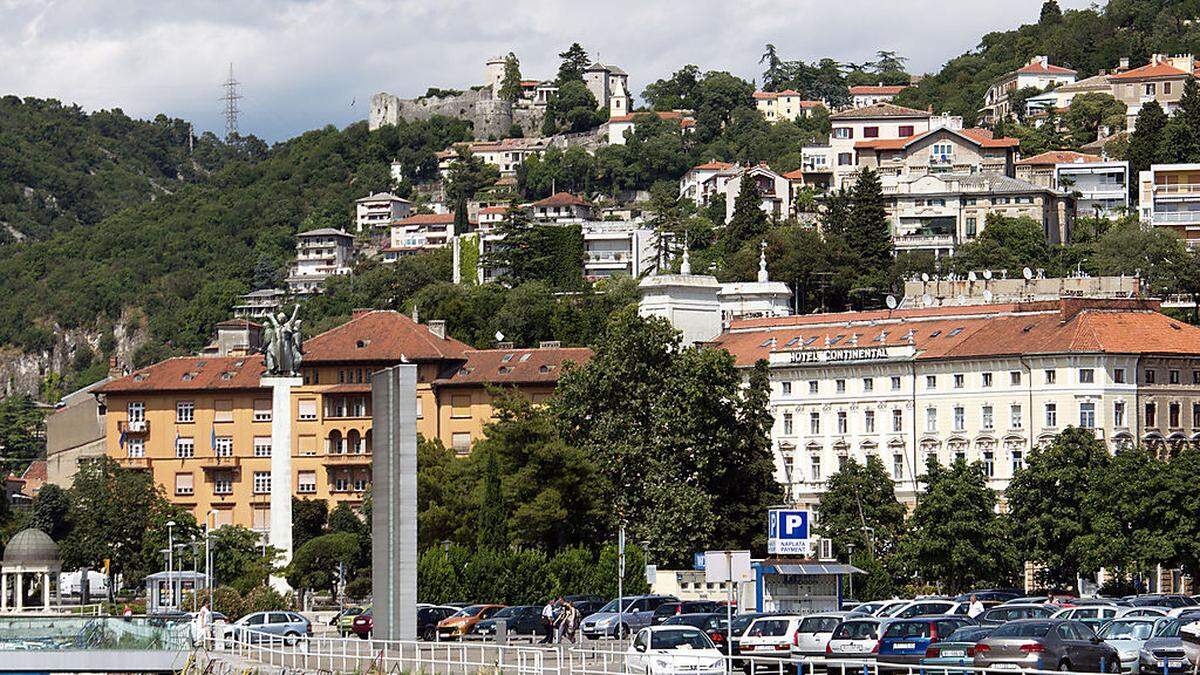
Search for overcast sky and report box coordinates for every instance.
[1,0,1095,143]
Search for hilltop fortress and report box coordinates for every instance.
[369,56,629,139]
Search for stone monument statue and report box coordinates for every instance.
[262,305,303,376]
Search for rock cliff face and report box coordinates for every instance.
[0,313,146,401]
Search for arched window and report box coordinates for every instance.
[328,429,344,455]
[347,429,362,454]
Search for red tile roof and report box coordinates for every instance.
[436,348,592,386]
[479,205,509,215]
[1016,150,1103,166]
[395,213,456,226]
[831,103,931,120]
[854,127,1019,151]
[714,299,1195,367]
[753,89,804,100]
[21,460,46,483]
[1109,62,1190,80]
[96,355,267,393]
[782,169,805,180]
[303,310,470,364]
[531,192,590,208]
[691,161,735,172]
[1016,61,1077,75]
[850,85,907,95]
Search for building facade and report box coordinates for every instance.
[1109,54,1196,129]
[849,85,907,109]
[754,91,824,122]
[980,56,1077,126]
[355,193,413,232]
[388,213,460,256]
[287,229,355,295]
[581,221,661,280]
[1138,163,1200,245]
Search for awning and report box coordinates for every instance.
[761,563,864,575]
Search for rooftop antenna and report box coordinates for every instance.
[221,63,242,143]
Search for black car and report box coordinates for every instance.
[1129,595,1197,609]
[569,599,607,618]
[651,600,721,625]
[472,605,543,637]
[418,606,457,641]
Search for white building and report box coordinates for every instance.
[437,138,550,177]
[287,228,355,295]
[526,192,595,222]
[355,192,412,232]
[233,288,286,319]
[849,84,907,109]
[582,222,661,280]
[1138,163,1200,246]
[386,212,459,259]
[721,165,793,224]
[1056,160,1129,218]
[717,245,793,321]
[980,56,1078,126]
[826,104,943,188]
[606,111,694,145]
[754,90,825,122]
[584,62,629,112]
[679,161,736,205]
[713,297,1200,509]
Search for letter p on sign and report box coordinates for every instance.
[783,513,806,537]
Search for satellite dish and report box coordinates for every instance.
[921,273,930,283]
[922,294,933,307]
[495,330,506,342]
[886,295,898,310]
[1022,267,1034,281]
[983,269,993,280]
[968,271,977,282]
[983,289,993,303]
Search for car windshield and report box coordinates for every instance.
[650,629,714,651]
[884,621,931,638]
[945,626,992,643]
[991,622,1052,638]
[800,617,842,633]
[598,598,636,613]
[852,603,883,614]
[833,621,878,640]
[663,615,706,627]
[452,605,487,618]
[1154,620,1182,638]
[1101,621,1153,640]
[490,607,517,619]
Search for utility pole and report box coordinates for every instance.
[220,63,242,143]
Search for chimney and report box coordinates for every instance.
[1119,57,1130,70]
[108,356,123,379]
[352,308,373,320]
[538,340,561,349]
[427,319,446,339]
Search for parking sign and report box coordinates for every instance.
[767,508,811,555]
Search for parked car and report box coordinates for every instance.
[1054,605,1121,627]
[846,601,890,617]
[331,605,365,637]
[580,595,677,639]
[824,617,888,664]
[652,600,721,625]
[727,612,780,658]
[1137,618,1191,674]
[977,603,1058,626]
[418,606,457,640]
[662,613,728,649]
[973,619,1119,673]
[569,599,607,618]
[921,625,994,670]
[1099,617,1166,673]
[351,608,373,639]
[876,617,973,669]
[790,612,848,660]
[1118,607,1171,619]
[229,611,312,646]
[889,600,965,619]
[436,604,505,640]
[872,600,914,617]
[626,625,725,675]
[1003,596,1051,605]
[953,589,1023,604]
[1130,595,1197,609]
[738,615,804,672]
[472,605,543,637]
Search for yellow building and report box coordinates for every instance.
[95,310,589,533]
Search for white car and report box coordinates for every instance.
[886,600,965,619]
[791,612,847,659]
[872,600,911,617]
[627,626,725,675]
[1117,607,1170,618]
[1099,617,1166,673]
[824,617,887,662]
[1051,605,1120,624]
[738,615,804,670]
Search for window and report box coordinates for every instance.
[253,471,271,494]
[833,127,853,139]
[863,377,874,392]
[892,454,904,479]
[782,381,792,396]
[932,142,953,158]
[354,475,368,492]
[863,126,879,138]
[1145,83,1157,96]
[810,412,820,435]
[214,399,233,423]
[810,454,822,481]
[298,400,317,421]
[983,451,994,478]
[176,401,195,423]
[838,455,848,471]
[1146,402,1157,427]
[1145,369,1156,384]
[982,405,994,430]
[1170,402,1181,428]
[127,401,145,423]
[451,395,471,418]
[982,372,993,387]
[1079,368,1094,384]
[1193,370,1200,385]
[174,473,194,496]
[865,410,876,433]
[254,436,272,457]
[213,473,234,496]
[891,376,901,391]
[1011,404,1023,429]
[1045,369,1057,384]
[1045,402,1058,427]
[127,437,145,458]
[837,411,848,434]
[1080,402,1096,429]
[251,506,270,531]
[837,152,854,166]
[898,125,914,137]
[1115,401,1126,428]
[836,379,846,393]
[926,375,937,389]
[1114,368,1126,384]
[954,374,964,389]
[1165,82,1173,95]
[893,409,903,432]
[809,381,819,394]
[1170,369,1181,385]
[1010,371,1022,386]
[953,406,965,431]
[926,408,938,432]
[782,413,794,435]
[175,436,194,459]
[452,432,472,453]
[214,436,233,457]
[1011,450,1024,474]
[297,471,317,494]
[966,217,977,238]
[1194,403,1200,428]
[253,399,272,422]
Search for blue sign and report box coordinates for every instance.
[768,509,811,555]
[693,552,706,570]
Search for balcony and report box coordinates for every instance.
[324,453,372,467]
[117,456,150,470]
[1153,183,1200,196]
[929,154,955,166]
[893,233,956,249]
[119,419,149,434]
[199,456,241,471]
[1152,211,1200,224]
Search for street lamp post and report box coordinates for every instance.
[205,510,215,609]
[846,543,856,601]
[166,521,176,610]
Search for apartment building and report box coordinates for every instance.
[386,212,461,258]
[849,126,1020,186]
[980,56,1078,126]
[1024,73,1114,119]
[679,161,735,205]
[95,311,590,532]
[713,298,1200,509]
[1109,54,1197,129]
[286,229,355,295]
[753,90,825,122]
[826,104,949,187]
[1138,163,1200,245]
[581,222,662,280]
[437,138,551,177]
[606,111,695,145]
[355,193,412,232]
[233,289,285,320]
[721,165,792,224]
[849,84,907,109]
[527,192,595,222]
[1016,152,1129,218]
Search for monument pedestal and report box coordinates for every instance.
[262,375,302,593]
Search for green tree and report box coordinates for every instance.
[1064,93,1126,147]
[292,497,328,551]
[1180,78,1200,138]
[847,168,892,276]
[476,450,508,550]
[642,65,702,111]
[1077,447,1173,584]
[816,457,907,558]
[287,532,360,598]
[1157,117,1200,164]
[328,502,365,538]
[209,525,279,593]
[556,43,590,84]
[482,202,583,289]
[724,175,768,244]
[29,483,71,542]
[1128,102,1168,199]
[498,52,522,103]
[546,80,603,133]
[0,395,44,471]
[1007,427,1110,589]
[1039,0,1062,23]
[445,147,500,204]
[760,44,786,92]
[251,253,282,291]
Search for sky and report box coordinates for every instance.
[1,0,1096,143]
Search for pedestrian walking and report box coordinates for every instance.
[560,601,580,644]
[967,594,984,618]
[552,596,566,643]
[539,599,556,644]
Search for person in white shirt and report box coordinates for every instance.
[967,595,985,618]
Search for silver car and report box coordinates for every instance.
[1100,618,1166,673]
[974,619,1120,673]
[229,610,311,645]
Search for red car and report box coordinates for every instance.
[351,608,373,639]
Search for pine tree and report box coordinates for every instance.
[820,188,852,238]
[556,43,590,85]
[1157,118,1200,164]
[1039,0,1062,24]
[724,173,769,244]
[1128,101,1168,195]
[476,451,508,550]
[848,168,892,273]
[498,52,522,103]
[251,253,280,290]
[1179,78,1200,138]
